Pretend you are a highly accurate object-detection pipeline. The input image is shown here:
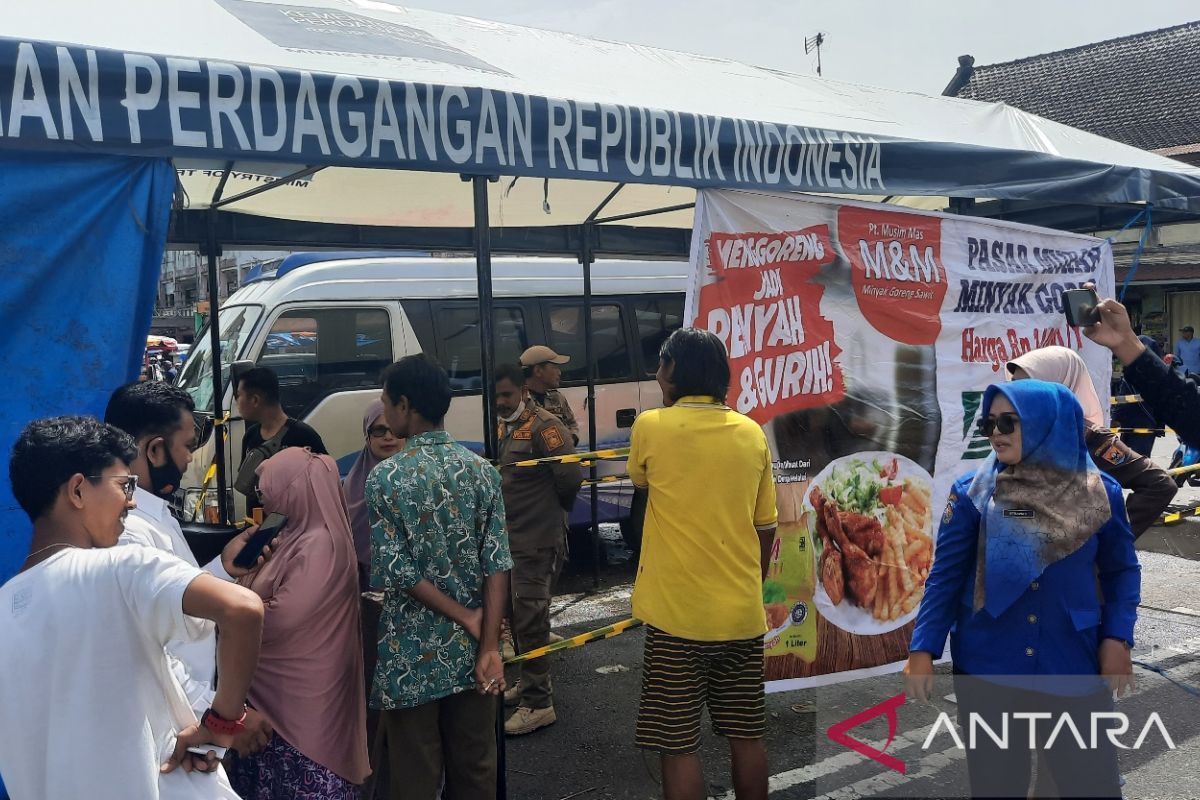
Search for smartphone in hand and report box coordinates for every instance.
[232,512,288,569]
[1062,287,1101,327]
[186,744,229,759]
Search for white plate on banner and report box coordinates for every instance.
[805,451,934,636]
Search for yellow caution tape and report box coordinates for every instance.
[503,617,643,665]
[1111,394,1144,406]
[503,447,630,469]
[1108,427,1168,435]
[582,474,630,488]
[1167,462,1200,478]
[193,413,233,519]
[1160,505,1200,524]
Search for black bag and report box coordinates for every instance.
[234,422,291,496]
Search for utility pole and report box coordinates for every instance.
[805,32,826,77]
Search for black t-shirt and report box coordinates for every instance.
[241,418,328,458]
[241,419,327,511]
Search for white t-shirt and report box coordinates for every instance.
[120,488,227,713]
[0,545,241,799]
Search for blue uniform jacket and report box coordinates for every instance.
[910,472,1140,677]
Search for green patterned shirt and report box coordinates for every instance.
[367,430,512,709]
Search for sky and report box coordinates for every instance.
[402,0,1198,94]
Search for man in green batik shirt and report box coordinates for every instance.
[367,354,513,800]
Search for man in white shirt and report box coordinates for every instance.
[105,380,277,749]
[0,415,264,798]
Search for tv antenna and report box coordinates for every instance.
[805,32,826,77]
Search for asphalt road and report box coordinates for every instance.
[500,431,1200,800]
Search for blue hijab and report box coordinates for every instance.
[966,380,1112,617]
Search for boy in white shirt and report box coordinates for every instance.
[0,416,264,799]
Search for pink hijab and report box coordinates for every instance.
[240,447,370,784]
[1006,346,1105,427]
[342,400,385,567]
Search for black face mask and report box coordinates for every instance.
[147,437,184,497]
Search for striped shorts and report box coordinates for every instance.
[635,625,766,754]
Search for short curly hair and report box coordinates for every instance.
[9,416,137,521]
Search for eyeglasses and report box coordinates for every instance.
[367,425,395,439]
[978,413,1020,437]
[86,474,139,500]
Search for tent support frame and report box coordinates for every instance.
[469,174,501,460]
[203,163,235,524]
[578,183,627,587]
[211,165,325,210]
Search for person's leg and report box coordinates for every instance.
[1039,689,1122,799]
[660,753,706,800]
[380,702,443,800]
[636,627,707,800]
[440,689,499,800]
[729,738,768,800]
[706,636,768,800]
[512,547,556,710]
[954,674,1031,799]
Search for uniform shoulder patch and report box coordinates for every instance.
[942,492,957,525]
[541,425,565,451]
[1099,443,1128,466]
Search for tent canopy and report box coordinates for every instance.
[6,0,1200,232]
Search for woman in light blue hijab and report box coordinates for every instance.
[905,379,1139,799]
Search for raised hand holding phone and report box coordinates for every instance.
[228,513,288,573]
[1062,287,1101,327]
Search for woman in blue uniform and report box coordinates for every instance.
[905,379,1139,799]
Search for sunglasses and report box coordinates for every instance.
[978,412,1020,437]
[87,474,139,500]
[367,425,396,439]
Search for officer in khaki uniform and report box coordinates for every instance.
[520,345,580,445]
[1085,424,1176,537]
[494,364,582,736]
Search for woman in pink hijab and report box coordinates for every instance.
[1006,345,1174,538]
[227,447,371,798]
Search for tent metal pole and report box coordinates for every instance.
[204,163,234,524]
[580,222,602,589]
[470,175,500,459]
[212,165,325,209]
[578,187,624,588]
[593,201,695,226]
[469,174,505,800]
[587,183,626,223]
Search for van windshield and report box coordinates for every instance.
[177,305,263,413]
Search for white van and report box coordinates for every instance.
[174,253,687,543]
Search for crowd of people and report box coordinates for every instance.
[1,288,1198,799]
[143,352,181,384]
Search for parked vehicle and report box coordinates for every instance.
[175,253,687,551]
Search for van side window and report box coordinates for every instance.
[632,296,685,375]
[545,303,631,382]
[435,305,528,392]
[258,307,393,418]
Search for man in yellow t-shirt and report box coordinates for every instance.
[627,327,778,800]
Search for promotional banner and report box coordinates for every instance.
[6,0,1200,209]
[686,189,1115,690]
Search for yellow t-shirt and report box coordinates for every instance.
[627,396,778,641]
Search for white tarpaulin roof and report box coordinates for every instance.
[6,0,1200,229]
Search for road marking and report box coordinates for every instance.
[741,654,1200,799]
